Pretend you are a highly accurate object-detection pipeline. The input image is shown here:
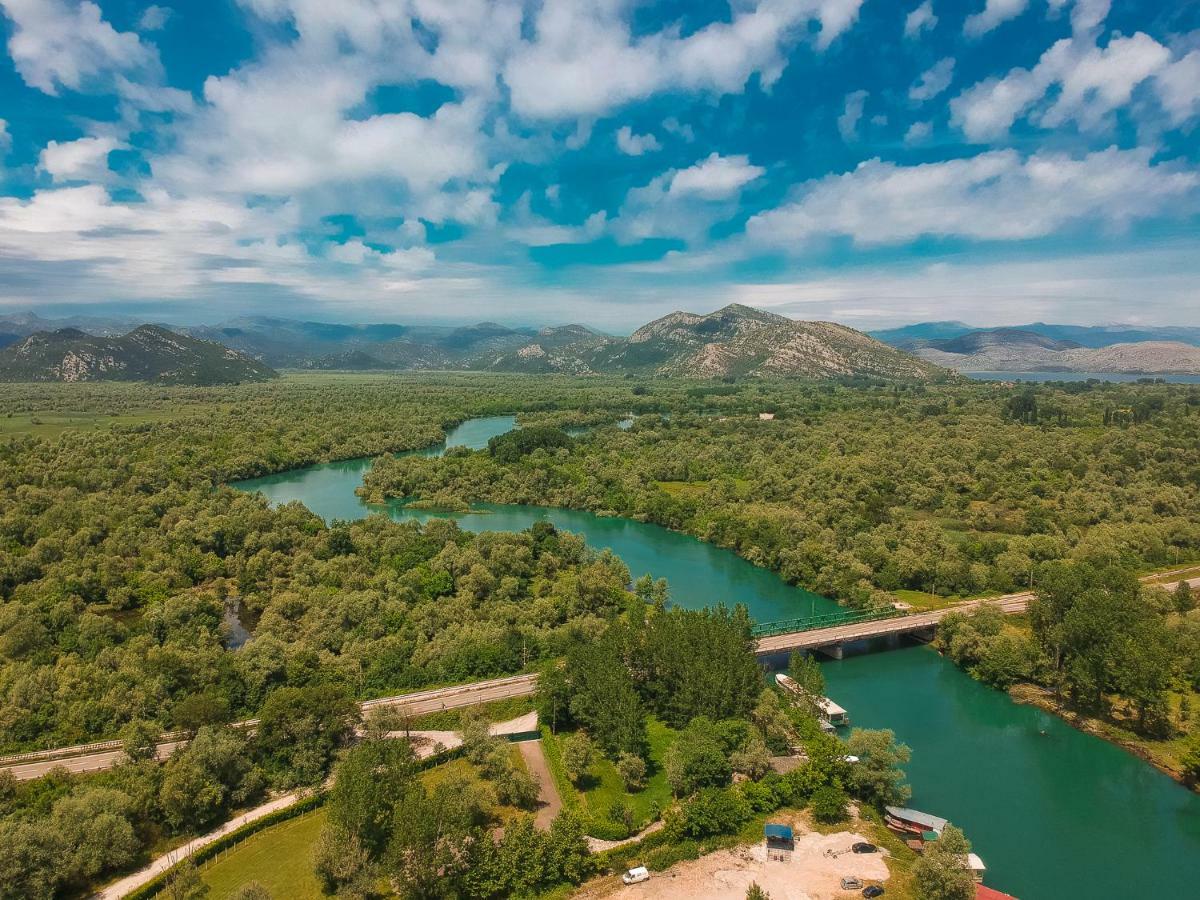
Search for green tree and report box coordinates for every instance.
[809,783,848,824]
[746,884,772,900]
[845,729,911,807]
[164,857,209,900]
[562,732,595,784]
[536,662,573,734]
[1175,580,1195,613]
[385,776,491,898]
[913,825,976,900]
[327,739,416,856]
[121,718,162,762]
[617,752,647,790]
[256,684,358,786]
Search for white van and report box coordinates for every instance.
[622,866,650,885]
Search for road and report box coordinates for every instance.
[6,576,1197,782]
[2,673,538,781]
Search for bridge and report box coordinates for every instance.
[752,592,1033,658]
[4,575,1196,782]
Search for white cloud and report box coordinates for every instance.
[727,245,1200,327]
[615,126,661,156]
[0,120,9,156]
[951,33,1173,140]
[1154,50,1200,128]
[1047,0,1110,36]
[909,58,955,102]
[609,154,765,243]
[964,0,1028,38]
[38,136,121,183]
[669,154,765,200]
[663,118,696,142]
[0,0,158,95]
[904,1,937,39]
[745,147,1198,248]
[838,90,868,141]
[138,5,171,31]
[327,239,435,271]
[503,0,865,120]
[904,121,932,143]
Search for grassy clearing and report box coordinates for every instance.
[0,407,213,438]
[542,718,677,833]
[199,806,328,900]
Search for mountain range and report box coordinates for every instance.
[881,325,1200,375]
[0,306,942,381]
[0,325,277,384]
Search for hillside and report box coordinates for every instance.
[910,327,1200,374]
[576,304,943,378]
[873,322,1200,352]
[0,325,278,384]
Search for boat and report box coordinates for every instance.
[884,805,948,837]
[774,674,850,726]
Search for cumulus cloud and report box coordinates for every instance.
[904,121,932,143]
[503,0,865,120]
[910,58,955,102]
[38,137,121,183]
[615,126,662,156]
[964,0,1028,38]
[951,33,1174,140]
[0,0,159,95]
[610,154,764,243]
[668,154,765,199]
[1154,50,1200,127]
[745,147,1198,247]
[904,1,937,39]
[0,120,9,156]
[138,5,171,31]
[838,90,869,141]
[1047,0,1111,37]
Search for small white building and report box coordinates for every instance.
[758,412,776,420]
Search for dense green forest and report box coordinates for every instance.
[364,379,1200,606]
[1,373,1198,896]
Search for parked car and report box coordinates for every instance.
[862,886,885,898]
[852,842,878,854]
[622,866,650,885]
[841,876,864,890]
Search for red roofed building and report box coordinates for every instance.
[976,885,1018,900]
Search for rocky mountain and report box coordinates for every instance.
[911,329,1200,374]
[873,321,1200,352]
[489,304,942,379]
[0,325,278,384]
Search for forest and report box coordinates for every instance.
[1,373,1198,897]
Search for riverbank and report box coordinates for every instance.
[1008,683,1200,792]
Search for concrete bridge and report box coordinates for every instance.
[753,592,1032,658]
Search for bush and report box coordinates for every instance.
[678,787,751,838]
[809,784,848,824]
[617,752,647,791]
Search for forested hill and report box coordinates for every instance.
[491,304,945,379]
[0,325,278,384]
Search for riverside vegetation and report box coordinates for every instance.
[1,373,1198,897]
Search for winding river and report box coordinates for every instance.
[232,416,1200,899]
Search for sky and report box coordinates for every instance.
[0,0,1197,331]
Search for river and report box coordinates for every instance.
[231,416,1200,899]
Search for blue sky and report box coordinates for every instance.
[0,0,1197,330]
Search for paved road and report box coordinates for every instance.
[7,576,1197,782]
[2,674,538,781]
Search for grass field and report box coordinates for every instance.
[199,807,328,900]
[542,718,677,833]
[0,406,221,438]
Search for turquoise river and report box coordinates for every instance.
[232,416,1200,900]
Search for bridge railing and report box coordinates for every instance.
[751,606,903,638]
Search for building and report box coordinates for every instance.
[763,822,794,854]
[884,805,948,836]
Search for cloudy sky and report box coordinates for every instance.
[0,0,1197,330]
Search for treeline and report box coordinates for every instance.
[363,380,1200,607]
[937,563,1200,741]
[0,682,360,899]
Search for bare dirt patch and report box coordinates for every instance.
[581,823,890,899]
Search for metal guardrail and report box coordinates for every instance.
[751,606,903,638]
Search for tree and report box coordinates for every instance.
[746,884,772,900]
[1175,580,1195,613]
[386,776,491,898]
[617,752,647,791]
[809,783,847,824]
[1182,733,1200,784]
[164,858,209,900]
[159,726,256,832]
[845,729,911,807]
[665,719,733,796]
[327,739,416,857]
[730,733,772,781]
[562,732,594,784]
[228,883,273,900]
[788,651,825,698]
[678,787,751,838]
[51,787,140,883]
[256,684,358,786]
[564,636,647,758]
[913,825,976,900]
[121,718,161,762]
[536,662,573,734]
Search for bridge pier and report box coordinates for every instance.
[813,643,844,660]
